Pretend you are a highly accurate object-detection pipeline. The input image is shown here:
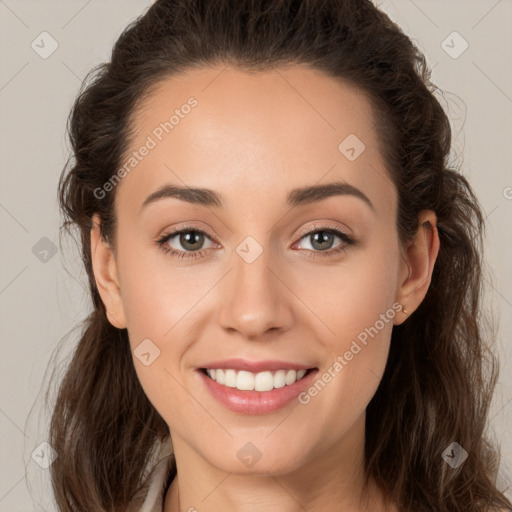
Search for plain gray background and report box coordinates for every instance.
[0,1,511,510]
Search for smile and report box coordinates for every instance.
[202,368,311,392]
[197,367,319,415]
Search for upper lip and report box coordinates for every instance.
[199,358,316,373]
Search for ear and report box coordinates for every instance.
[90,213,127,329]
[394,210,440,325]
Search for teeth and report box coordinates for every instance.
[205,368,308,391]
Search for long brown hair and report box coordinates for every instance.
[45,0,511,510]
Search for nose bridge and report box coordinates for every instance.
[217,233,293,339]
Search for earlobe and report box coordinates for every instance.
[90,213,127,329]
[394,210,440,325]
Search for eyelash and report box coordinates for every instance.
[156,224,356,260]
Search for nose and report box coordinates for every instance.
[217,241,294,340]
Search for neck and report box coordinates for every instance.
[163,414,393,512]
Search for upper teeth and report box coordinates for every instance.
[206,368,308,392]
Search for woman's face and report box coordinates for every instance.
[91,64,428,476]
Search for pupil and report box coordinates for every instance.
[181,231,203,250]
[312,231,333,250]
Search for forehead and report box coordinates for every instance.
[118,64,396,218]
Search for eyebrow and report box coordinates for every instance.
[140,180,375,212]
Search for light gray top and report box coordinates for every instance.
[126,438,175,512]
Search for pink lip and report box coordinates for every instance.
[198,358,314,373]
[197,367,319,415]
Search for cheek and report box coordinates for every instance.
[292,234,400,418]
[291,230,400,347]
[115,236,216,408]
[116,235,197,344]
[115,237,202,418]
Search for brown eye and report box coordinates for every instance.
[176,231,206,251]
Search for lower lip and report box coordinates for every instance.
[197,368,319,415]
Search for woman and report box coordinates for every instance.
[48,0,512,510]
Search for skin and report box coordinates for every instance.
[90,65,440,512]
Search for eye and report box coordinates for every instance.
[156,224,356,260]
[156,226,216,260]
[293,225,356,258]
